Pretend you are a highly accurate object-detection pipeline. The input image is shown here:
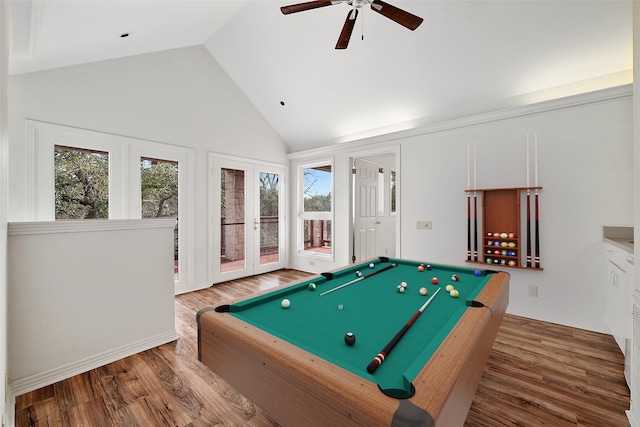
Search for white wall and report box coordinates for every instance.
[8,45,289,290]
[290,88,632,333]
[7,220,177,397]
[0,0,8,423]
[400,92,632,332]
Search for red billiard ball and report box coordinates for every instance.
[431,277,438,284]
[452,274,459,281]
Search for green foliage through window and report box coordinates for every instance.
[54,146,109,219]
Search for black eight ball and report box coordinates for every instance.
[344,332,356,346]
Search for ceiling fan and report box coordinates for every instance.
[280,0,423,49]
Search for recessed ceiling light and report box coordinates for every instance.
[120,33,130,38]
[280,101,285,106]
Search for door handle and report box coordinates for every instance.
[254,218,260,231]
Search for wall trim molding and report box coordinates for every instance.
[9,329,178,398]
[287,84,633,159]
[8,218,176,236]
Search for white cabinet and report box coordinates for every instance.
[605,242,634,387]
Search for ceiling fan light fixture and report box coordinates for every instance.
[120,33,130,38]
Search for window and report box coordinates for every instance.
[390,170,397,214]
[54,145,109,219]
[298,162,332,256]
[27,120,194,294]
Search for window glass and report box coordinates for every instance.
[54,145,109,219]
[299,162,332,257]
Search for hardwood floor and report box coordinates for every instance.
[15,269,630,426]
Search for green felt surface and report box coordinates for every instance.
[228,258,493,395]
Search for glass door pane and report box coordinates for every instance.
[259,172,280,266]
[220,168,246,273]
[140,158,179,279]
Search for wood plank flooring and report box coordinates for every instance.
[15,269,630,426]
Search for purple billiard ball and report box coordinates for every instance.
[474,269,482,276]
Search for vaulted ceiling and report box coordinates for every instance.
[8,0,633,153]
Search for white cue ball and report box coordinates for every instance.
[419,287,428,296]
[281,298,291,309]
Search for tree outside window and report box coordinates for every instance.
[54,145,109,220]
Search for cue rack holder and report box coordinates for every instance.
[464,187,543,270]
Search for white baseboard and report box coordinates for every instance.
[6,329,178,426]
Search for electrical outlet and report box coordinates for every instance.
[416,221,432,230]
[528,285,538,297]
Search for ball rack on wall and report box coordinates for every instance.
[465,136,542,270]
[464,187,542,270]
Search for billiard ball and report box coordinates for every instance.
[508,260,516,266]
[508,232,515,238]
[400,281,408,289]
[445,284,455,292]
[308,282,316,291]
[431,277,438,284]
[486,258,493,264]
[419,287,428,296]
[355,270,362,277]
[451,274,459,281]
[344,332,356,346]
[337,304,344,310]
[500,232,508,238]
[508,242,516,248]
[426,264,432,270]
[281,299,291,309]
[418,265,425,272]
[369,263,375,269]
[493,241,500,247]
[474,269,482,276]
[396,285,405,293]
[450,289,459,298]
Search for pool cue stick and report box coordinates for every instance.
[526,190,532,267]
[526,136,532,267]
[473,142,478,261]
[534,135,540,268]
[320,263,397,296]
[367,287,442,374]
[473,193,478,261]
[467,193,471,261]
[467,143,471,261]
[534,190,540,268]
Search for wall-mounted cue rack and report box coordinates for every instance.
[464,187,543,270]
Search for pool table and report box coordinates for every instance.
[197,257,509,427]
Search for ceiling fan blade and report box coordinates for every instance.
[335,9,358,49]
[281,0,341,15]
[370,0,423,30]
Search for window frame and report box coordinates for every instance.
[25,120,195,294]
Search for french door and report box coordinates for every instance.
[210,155,286,283]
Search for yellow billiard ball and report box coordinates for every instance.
[450,289,459,298]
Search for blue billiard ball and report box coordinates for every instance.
[369,263,375,269]
[426,264,432,270]
[474,269,482,276]
[355,270,362,277]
